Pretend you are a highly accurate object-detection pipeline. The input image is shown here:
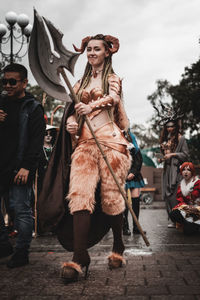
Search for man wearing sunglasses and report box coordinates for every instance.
[0,63,45,268]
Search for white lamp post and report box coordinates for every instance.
[0,11,32,67]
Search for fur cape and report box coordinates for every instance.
[37,102,110,251]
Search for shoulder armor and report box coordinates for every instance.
[108,74,121,95]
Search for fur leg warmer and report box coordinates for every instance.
[62,261,82,274]
[67,143,99,214]
[108,252,126,269]
[100,149,131,215]
[67,142,131,216]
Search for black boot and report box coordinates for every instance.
[108,213,125,269]
[170,209,184,224]
[132,197,141,234]
[0,240,13,259]
[7,248,29,268]
[123,207,131,235]
[61,210,91,283]
[72,210,91,270]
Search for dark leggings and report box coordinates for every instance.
[170,209,199,235]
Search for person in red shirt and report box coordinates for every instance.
[170,162,200,235]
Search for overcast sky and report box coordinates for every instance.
[1,0,200,126]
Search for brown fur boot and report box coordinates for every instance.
[61,261,82,283]
[108,213,125,269]
[61,210,91,283]
[108,252,126,269]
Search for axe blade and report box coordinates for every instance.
[28,9,79,102]
[43,16,79,76]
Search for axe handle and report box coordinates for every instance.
[60,69,85,135]
[60,68,150,247]
[60,69,80,104]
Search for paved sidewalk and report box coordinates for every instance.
[1,208,200,299]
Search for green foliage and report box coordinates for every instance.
[187,134,200,165]
[147,57,200,164]
[171,60,200,132]
[130,124,159,149]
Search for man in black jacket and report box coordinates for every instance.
[0,63,45,268]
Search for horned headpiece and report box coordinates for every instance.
[153,101,184,126]
[73,34,119,54]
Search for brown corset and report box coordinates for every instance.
[81,87,103,104]
[81,87,108,119]
[78,122,129,155]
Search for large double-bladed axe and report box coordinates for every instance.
[28,9,150,246]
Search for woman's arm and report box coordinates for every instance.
[176,189,185,204]
[75,74,121,116]
[65,113,78,135]
[174,185,186,208]
[174,137,189,162]
[108,73,121,105]
[164,137,189,162]
[191,180,200,200]
[65,82,79,134]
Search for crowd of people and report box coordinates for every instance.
[0,34,199,284]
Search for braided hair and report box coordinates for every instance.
[77,34,115,100]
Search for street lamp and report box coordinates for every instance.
[0,11,32,69]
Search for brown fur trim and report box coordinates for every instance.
[101,149,131,215]
[62,261,83,274]
[67,143,131,216]
[108,252,126,265]
[66,143,99,214]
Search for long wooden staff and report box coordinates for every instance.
[34,169,38,238]
[60,69,150,247]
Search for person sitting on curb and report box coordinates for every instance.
[170,162,200,235]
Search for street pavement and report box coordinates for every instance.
[1,203,200,299]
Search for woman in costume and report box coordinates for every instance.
[60,34,131,282]
[159,117,189,226]
[123,129,145,235]
[170,162,200,235]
